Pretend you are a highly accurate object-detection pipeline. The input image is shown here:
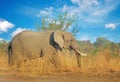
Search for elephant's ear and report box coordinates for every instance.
[53,30,64,49]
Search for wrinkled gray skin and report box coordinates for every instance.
[8,30,81,66]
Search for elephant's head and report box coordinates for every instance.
[53,30,81,55]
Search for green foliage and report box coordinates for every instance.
[110,43,120,57]
[78,37,120,57]
[36,16,49,31]
[77,40,94,53]
[92,37,120,57]
[36,12,79,35]
[0,40,8,55]
[94,37,112,48]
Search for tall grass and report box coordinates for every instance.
[81,49,120,74]
[0,49,120,76]
[0,52,9,71]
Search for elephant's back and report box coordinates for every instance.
[11,30,32,41]
[13,31,53,47]
[17,30,53,38]
[11,30,54,45]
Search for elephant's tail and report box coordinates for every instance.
[8,42,12,65]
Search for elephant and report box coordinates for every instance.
[8,30,81,67]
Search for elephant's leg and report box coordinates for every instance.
[49,53,61,68]
[40,49,44,57]
[45,47,60,67]
[11,44,26,65]
[76,53,81,67]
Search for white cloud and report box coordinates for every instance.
[0,38,3,41]
[71,0,82,5]
[37,7,53,17]
[105,23,116,29]
[61,0,120,23]
[11,28,28,37]
[0,19,14,33]
[21,0,120,24]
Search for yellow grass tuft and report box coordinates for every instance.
[0,53,8,70]
[0,49,120,76]
[81,49,120,74]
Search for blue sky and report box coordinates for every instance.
[0,0,120,43]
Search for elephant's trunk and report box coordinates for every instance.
[69,45,81,67]
[73,49,81,67]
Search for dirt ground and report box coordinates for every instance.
[0,71,120,82]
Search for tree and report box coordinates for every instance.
[93,37,120,57]
[36,12,79,35]
[94,37,112,48]
[110,43,120,56]
[0,40,8,55]
[77,40,93,53]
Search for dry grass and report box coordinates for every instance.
[10,50,80,75]
[0,53,9,70]
[81,49,120,74]
[0,49,120,76]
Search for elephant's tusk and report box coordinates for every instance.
[74,49,81,56]
[74,49,87,56]
[80,52,87,56]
